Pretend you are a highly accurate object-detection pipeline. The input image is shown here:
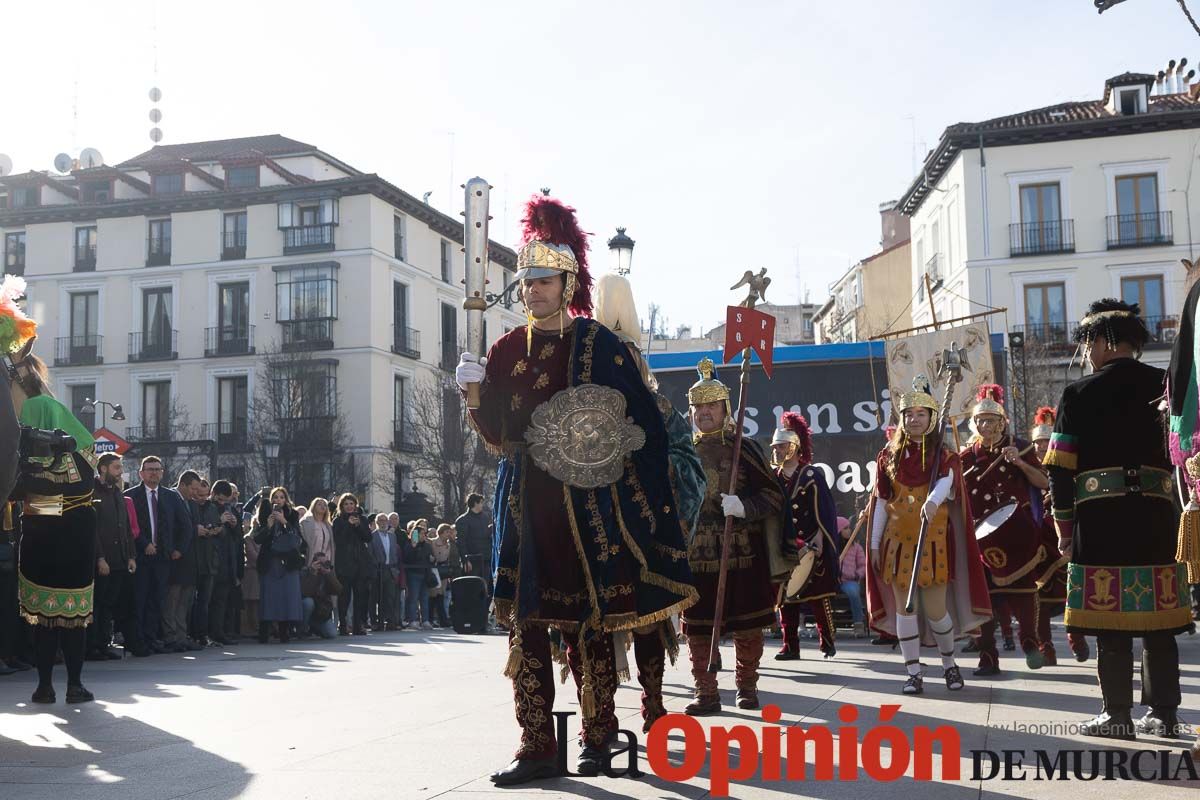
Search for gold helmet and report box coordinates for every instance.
[897,374,939,415]
[688,357,731,418]
[970,383,1007,420]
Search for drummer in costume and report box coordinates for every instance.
[2,281,99,704]
[1048,298,1191,740]
[593,270,706,733]
[456,195,698,785]
[960,384,1047,675]
[866,376,992,695]
[1030,407,1089,664]
[771,411,839,660]
[683,358,783,714]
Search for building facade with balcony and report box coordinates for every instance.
[897,69,1200,414]
[0,135,524,511]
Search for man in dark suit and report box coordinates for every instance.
[369,515,400,630]
[125,456,190,655]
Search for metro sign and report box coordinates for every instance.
[92,427,132,456]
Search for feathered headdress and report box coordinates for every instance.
[971,382,1007,419]
[771,411,813,464]
[0,274,36,356]
[593,273,640,343]
[1030,406,1056,442]
[518,194,593,316]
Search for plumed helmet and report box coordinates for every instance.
[1030,405,1056,442]
[971,383,1007,420]
[771,411,813,464]
[516,194,593,316]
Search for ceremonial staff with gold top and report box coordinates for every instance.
[461,177,491,410]
[708,269,774,673]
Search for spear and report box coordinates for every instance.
[708,269,771,673]
[904,343,966,613]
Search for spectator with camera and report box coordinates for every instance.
[190,477,223,647]
[301,552,341,639]
[333,493,373,636]
[428,523,459,629]
[300,498,334,571]
[88,453,136,661]
[126,455,191,656]
[162,470,203,653]
[252,487,305,643]
[402,519,434,630]
[206,480,241,646]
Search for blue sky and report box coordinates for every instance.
[4,0,1199,334]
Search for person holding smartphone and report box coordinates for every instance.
[332,493,372,635]
[251,487,305,643]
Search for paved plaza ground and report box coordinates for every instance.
[0,623,1197,799]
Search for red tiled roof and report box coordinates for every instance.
[118,135,318,167]
[0,171,79,200]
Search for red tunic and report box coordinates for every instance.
[960,435,1045,593]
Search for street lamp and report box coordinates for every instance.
[263,431,281,485]
[82,398,125,430]
[607,227,635,276]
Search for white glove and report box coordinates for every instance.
[921,498,939,522]
[455,352,487,391]
[720,493,746,519]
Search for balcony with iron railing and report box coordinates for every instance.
[74,243,97,271]
[146,235,171,266]
[54,334,103,366]
[923,252,943,289]
[279,318,334,352]
[1009,219,1075,256]
[201,421,250,452]
[204,325,255,357]
[282,223,335,254]
[126,424,174,441]
[1106,211,1173,249]
[1012,314,1178,353]
[129,330,178,362]
[279,416,337,450]
[222,230,247,260]
[392,419,420,452]
[392,324,420,359]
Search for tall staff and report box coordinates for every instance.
[708,269,775,672]
[904,344,965,613]
[462,177,491,409]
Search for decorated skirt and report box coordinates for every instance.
[1064,562,1192,635]
[18,504,96,629]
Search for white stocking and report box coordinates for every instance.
[929,612,957,669]
[896,613,921,676]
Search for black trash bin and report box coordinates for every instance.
[450,575,489,634]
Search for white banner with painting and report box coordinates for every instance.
[883,322,996,426]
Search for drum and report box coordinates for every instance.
[783,549,817,602]
[974,502,1045,584]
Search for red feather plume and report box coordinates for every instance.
[519,194,593,316]
[1033,406,1057,426]
[975,383,1004,405]
[781,411,813,464]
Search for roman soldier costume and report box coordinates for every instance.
[771,411,839,660]
[1050,299,1191,740]
[593,270,707,734]
[959,384,1046,675]
[462,195,698,784]
[866,376,992,695]
[1029,406,1089,665]
[683,357,782,715]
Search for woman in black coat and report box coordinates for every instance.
[332,493,373,635]
[251,487,306,643]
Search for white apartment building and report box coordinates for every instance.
[0,135,524,512]
[898,68,1200,405]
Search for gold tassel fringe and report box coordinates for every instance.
[1177,501,1200,584]
[502,624,524,679]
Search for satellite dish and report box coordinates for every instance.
[149,128,163,143]
[54,153,73,173]
[149,87,162,102]
[79,148,104,169]
[149,108,162,123]
[0,154,11,177]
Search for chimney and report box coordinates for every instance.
[1156,70,1166,96]
[1185,69,1197,94]
[1168,59,1179,94]
[878,200,910,250]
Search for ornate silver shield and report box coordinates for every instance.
[525,384,646,489]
